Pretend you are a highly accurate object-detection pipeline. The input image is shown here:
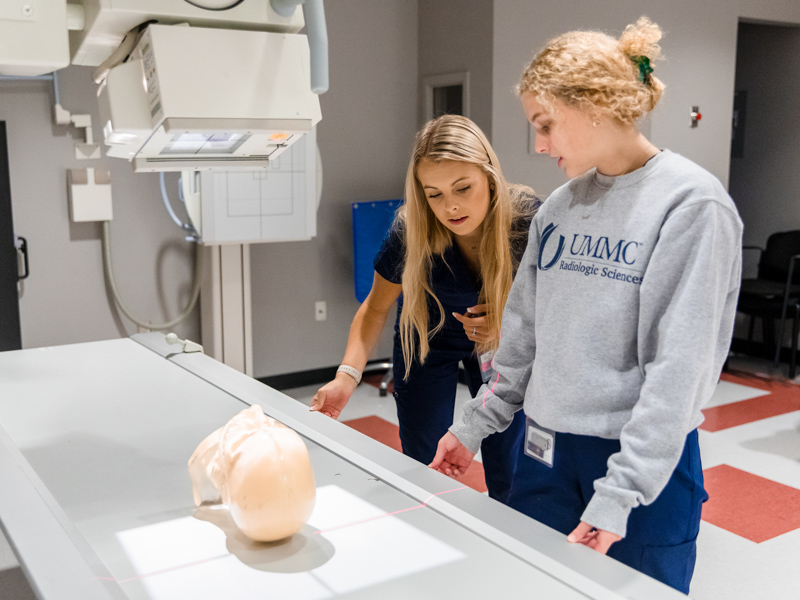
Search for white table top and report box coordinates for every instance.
[0,334,685,599]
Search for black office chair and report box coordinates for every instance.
[737,230,800,373]
[791,301,800,379]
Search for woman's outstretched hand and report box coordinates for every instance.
[310,373,358,420]
[567,521,623,555]
[429,431,475,477]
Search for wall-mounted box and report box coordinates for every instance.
[68,168,113,222]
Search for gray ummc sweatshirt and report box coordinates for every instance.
[450,150,743,538]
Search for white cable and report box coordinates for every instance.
[160,172,186,228]
[161,173,199,239]
[101,221,203,330]
[183,0,245,10]
[316,141,323,211]
[92,26,145,85]
[178,173,186,204]
[51,71,61,106]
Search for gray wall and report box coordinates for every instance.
[729,22,800,250]
[250,0,418,376]
[418,0,494,138]
[491,0,800,198]
[1,68,199,349]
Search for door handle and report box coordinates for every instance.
[15,236,29,280]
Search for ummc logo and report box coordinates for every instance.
[538,223,565,270]
[538,222,641,271]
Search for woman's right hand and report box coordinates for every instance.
[429,431,475,477]
[452,303,495,345]
[310,373,359,420]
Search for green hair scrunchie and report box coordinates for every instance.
[630,55,654,85]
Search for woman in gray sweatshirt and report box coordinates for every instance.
[430,17,742,594]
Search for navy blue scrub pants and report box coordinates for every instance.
[392,344,525,504]
[506,428,707,594]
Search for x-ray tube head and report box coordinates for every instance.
[98,24,322,172]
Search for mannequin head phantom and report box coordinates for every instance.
[189,404,316,542]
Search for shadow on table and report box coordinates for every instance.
[194,505,335,573]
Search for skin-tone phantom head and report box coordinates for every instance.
[189,404,316,542]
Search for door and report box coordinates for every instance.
[0,121,22,351]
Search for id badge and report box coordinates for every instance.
[524,417,555,468]
[479,349,495,383]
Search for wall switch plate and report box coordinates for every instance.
[315,300,327,321]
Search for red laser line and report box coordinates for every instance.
[93,553,230,584]
[421,485,468,505]
[313,485,469,535]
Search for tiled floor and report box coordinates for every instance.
[691,358,800,600]
[285,356,800,600]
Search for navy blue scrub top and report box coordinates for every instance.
[373,209,537,353]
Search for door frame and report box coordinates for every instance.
[0,121,22,351]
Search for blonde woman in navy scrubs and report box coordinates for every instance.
[312,115,540,502]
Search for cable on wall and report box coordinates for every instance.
[101,221,203,330]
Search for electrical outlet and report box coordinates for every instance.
[315,300,327,321]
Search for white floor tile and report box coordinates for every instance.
[699,412,800,490]
[704,380,770,408]
[692,364,800,599]
[692,522,800,600]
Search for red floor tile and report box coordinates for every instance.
[720,371,792,393]
[700,373,800,432]
[342,415,488,494]
[719,372,768,390]
[343,415,403,453]
[702,464,800,543]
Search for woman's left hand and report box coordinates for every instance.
[567,521,622,555]
[452,304,494,344]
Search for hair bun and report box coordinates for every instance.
[619,16,663,62]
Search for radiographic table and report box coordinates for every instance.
[0,335,686,599]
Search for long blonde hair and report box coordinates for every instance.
[398,115,534,378]
[516,17,665,123]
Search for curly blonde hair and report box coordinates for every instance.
[516,17,665,123]
[397,115,535,378]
